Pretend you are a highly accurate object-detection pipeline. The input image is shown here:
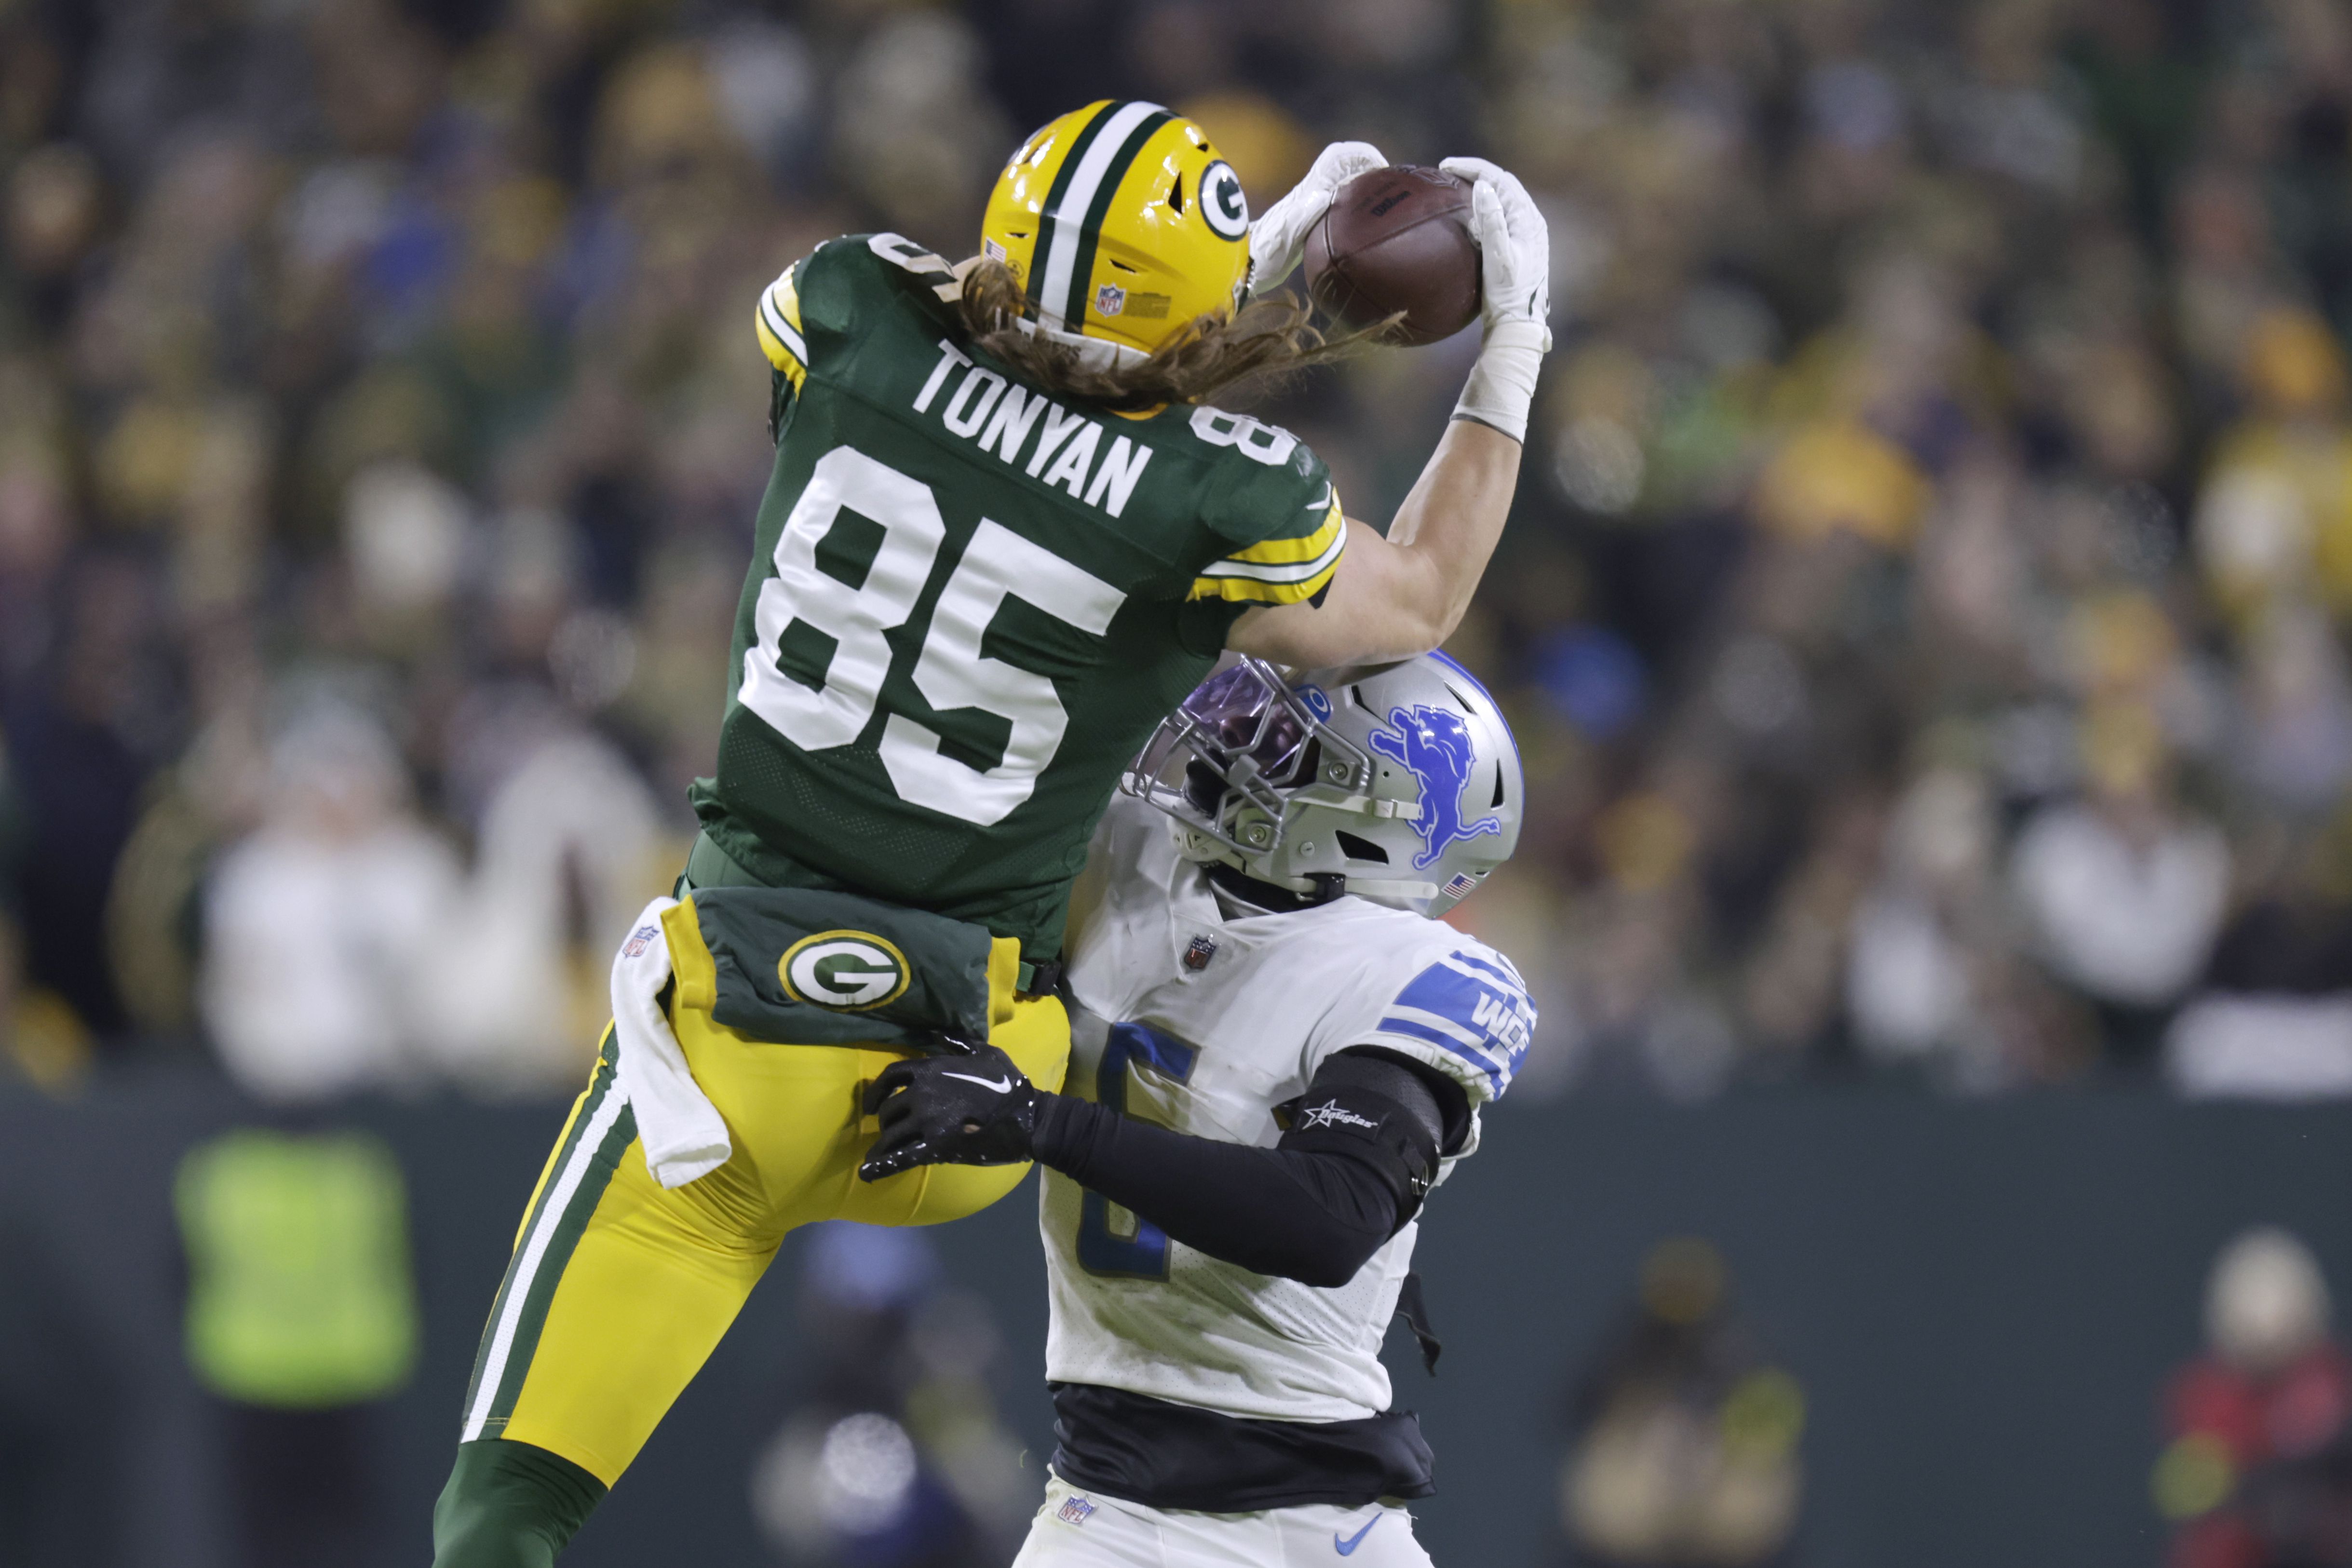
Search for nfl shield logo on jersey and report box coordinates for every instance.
[1058,1495,1096,1526]
[622,924,659,959]
[1183,933,1218,972]
[1094,282,1127,317]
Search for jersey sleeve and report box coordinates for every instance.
[1352,942,1537,1111]
[753,260,810,392]
[1187,412,1348,607]
[759,232,973,431]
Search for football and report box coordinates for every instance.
[1301,165,1482,346]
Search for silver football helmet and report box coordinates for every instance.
[1124,652,1523,919]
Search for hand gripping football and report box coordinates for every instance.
[1301,165,1483,347]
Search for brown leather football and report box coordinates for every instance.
[1301,165,1482,346]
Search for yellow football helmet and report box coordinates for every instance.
[981,100,1252,362]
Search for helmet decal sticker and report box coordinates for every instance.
[1296,684,1333,722]
[1368,706,1504,869]
[1201,160,1249,240]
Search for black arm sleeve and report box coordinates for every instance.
[1028,1048,1451,1289]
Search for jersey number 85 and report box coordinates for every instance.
[741,445,1127,826]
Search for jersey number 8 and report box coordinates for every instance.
[740,445,1127,826]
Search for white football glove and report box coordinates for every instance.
[1440,156,1553,443]
[1244,140,1388,298]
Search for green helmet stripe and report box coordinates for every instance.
[1026,101,1123,320]
[1034,100,1172,329]
[1062,108,1178,329]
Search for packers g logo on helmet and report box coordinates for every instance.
[1199,161,1248,241]
[779,931,910,1011]
[982,100,1253,360]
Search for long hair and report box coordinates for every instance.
[955,257,1382,410]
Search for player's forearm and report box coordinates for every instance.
[1030,1095,1400,1288]
[1225,419,1519,665]
[1381,415,1521,637]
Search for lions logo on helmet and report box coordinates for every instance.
[1369,706,1505,869]
[982,101,1254,362]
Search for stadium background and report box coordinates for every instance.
[5,0,2352,1563]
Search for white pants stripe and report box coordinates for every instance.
[459,1082,632,1440]
[1012,1473,1435,1567]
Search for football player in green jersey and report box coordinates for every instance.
[431,100,1550,1567]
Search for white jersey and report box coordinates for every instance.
[1041,795,1536,1424]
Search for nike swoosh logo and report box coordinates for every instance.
[1335,1515,1381,1555]
[940,1071,1013,1094]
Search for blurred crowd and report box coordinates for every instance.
[2156,1227,2352,1567]
[749,1223,1031,1568]
[1559,1237,1804,1567]
[2,0,2352,1100]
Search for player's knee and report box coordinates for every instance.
[432,1439,607,1568]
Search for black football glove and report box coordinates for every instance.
[858,1044,1043,1181]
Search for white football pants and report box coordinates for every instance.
[1013,1472,1435,1567]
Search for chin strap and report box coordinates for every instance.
[1010,314,1149,370]
[1206,861,1347,915]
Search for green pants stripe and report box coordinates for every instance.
[460,1038,636,1441]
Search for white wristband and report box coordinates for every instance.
[1451,319,1550,444]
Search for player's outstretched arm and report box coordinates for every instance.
[1226,159,1551,669]
[859,1045,1456,1288]
[1227,419,1521,665]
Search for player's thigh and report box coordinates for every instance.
[834,993,1073,1230]
[1287,1502,1434,1566]
[459,1041,776,1487]
[667,986,1068,1230]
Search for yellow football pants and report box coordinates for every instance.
[452,926,1068,1488]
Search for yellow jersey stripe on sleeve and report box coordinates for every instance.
[754,265,808,388]
[1188,515,1347,604]
[1219,488,1344,566]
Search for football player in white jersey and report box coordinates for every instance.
[857,651,1535,1566]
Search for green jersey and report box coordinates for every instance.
[688,233,1347,961]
